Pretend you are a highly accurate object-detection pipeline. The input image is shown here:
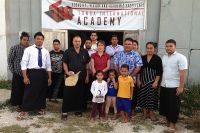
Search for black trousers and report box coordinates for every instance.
[21,69,48,111]
[159,87,181,123]
[62,79,86,113]
[10,73,25,106]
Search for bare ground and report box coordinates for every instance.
[0,89,197,133]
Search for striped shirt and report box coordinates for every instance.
[8,44,26,76]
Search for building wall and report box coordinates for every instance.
[4,0,41,79]
[1,0,199,82]
[0,0,8,80]
[158,0,200,83]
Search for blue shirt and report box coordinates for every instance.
[114,50,143,79]
[107,81,117,96]
[106,44,124,68]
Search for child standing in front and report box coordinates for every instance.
[117,64,134,123]
[105,69,118,120]
[90,70,108,121]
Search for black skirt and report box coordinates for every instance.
[10,73,25,106]
[21,69,48,111]
[62,79,86,113]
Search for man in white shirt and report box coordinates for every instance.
[160,39,188,132]
[17,32,52,120]
[106,35,124,68]
[90,31,98,50]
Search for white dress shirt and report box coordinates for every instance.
[161,51,188,88]
[106,44,124,68]
[21,44,52,71]
[91,80,108,103]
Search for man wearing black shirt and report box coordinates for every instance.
[49,39,64,102]
[62,36,90,120]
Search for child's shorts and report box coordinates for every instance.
[117,97,132,113]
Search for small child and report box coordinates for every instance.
[117,64,134,123]
[105,69,118,120]
[90,70,108,121]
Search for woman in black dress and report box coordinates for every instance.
[137,42,163,121]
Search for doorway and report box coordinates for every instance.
[68,30,124,48]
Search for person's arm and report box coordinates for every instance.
[114,64,119,74]
[113,80,118,90]
[176,69,187,96]
[91,58,96,76]
[46,52,52,86]
[47,71,52,86]
[103,81,108,96]
[152,76,160,89]
[85,63,89,83]
[90,82,96,96]
[130,86,134,100]
[8,46,15,73]
[21,49,30,85]
[130,78,134,100]
[176,55,188,96]
[102,59,110,73]
[137,74,141,88]
[130,66,141,77]
[63,62,74,76]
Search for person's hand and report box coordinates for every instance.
[111,78,116,83]
[176,87,184,96]
[152,81,158,89]
[48,78,52,86]
[85,76,89,84]
[137,80,141,88]
[107,78,110,82]
[129,96,133,100]
[23,77,30,85]
[66,71,74,76]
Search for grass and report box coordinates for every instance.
[0,80,11,90]
[0,125,28,133]
[0,99,15,112]
[181,83,200,116]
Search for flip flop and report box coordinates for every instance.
[16,112,28,121]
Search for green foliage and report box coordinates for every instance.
[181,83,200,115]
[0,125,28,133]
[0,80,12,90]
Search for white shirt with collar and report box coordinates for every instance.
[21,44,52,71]
[90,80,108,103]
[106,44,124,68]
[161,51,188,88]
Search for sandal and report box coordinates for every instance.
[38,109,46,115]
[16,112,28,121]
[16,106,22,112]
[61,113,68,120]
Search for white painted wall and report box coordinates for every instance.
[0,0,8,80]
[158,0,200,83]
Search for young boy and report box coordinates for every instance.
[49,39,64,102]
[117,64,134,123]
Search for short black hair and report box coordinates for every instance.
[165,39,176,46]
[73,35,81,40]
[97,40,106,47]
[111,35,118,39]
[20,32,29,40]
[53,39,60,44]
[133,40,139,46]
[124,38,134,43]
[34,32,44,39]
[95,70,104,77]
[90,31,97,35]
[121,64,129,70]
[146,42,156,48]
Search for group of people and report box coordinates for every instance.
[8,31,187,132]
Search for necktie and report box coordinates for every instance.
[37,48,42,67]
